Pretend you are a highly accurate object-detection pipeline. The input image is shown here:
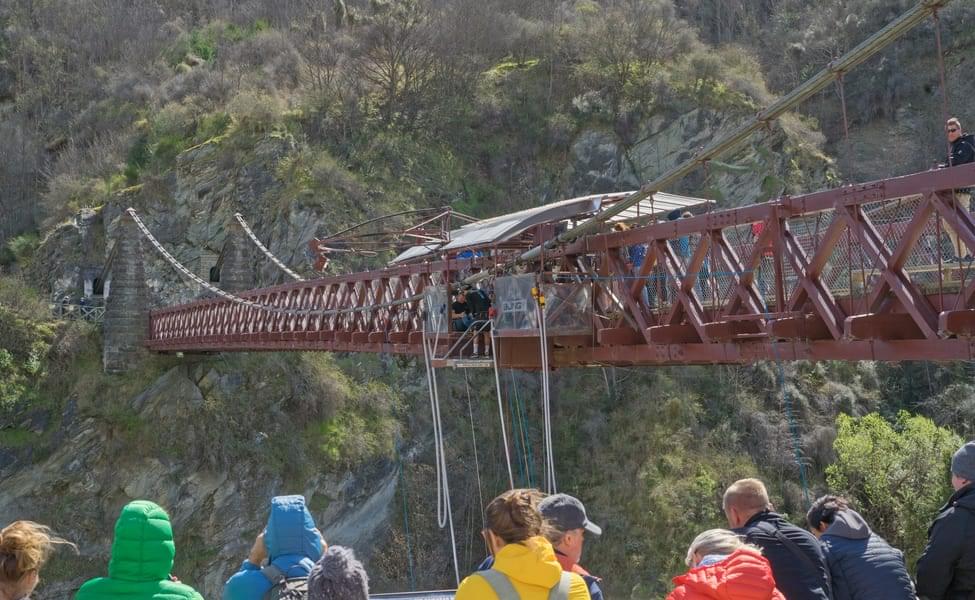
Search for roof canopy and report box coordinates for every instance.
[390,191,713,264]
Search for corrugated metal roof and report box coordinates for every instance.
[390,191,712,264]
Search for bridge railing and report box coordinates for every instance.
[147,164,975,361]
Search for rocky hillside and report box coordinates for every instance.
[2,1,974,598]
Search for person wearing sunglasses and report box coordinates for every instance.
[939,118,975,261]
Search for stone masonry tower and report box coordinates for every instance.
[102,213,148,373]
[220,220,255,294]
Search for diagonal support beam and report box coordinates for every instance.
[782,221,846,339]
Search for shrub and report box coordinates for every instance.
[826,411,961,568]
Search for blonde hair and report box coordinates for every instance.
[685,529,760,566]
[723,478,771,514]
[0,521,75,584]
[613,222,630,232]
[948,117,961,130]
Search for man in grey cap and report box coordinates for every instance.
[916,440,975,600]
[539,493,604,600]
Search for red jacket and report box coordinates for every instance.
[667,548,786,600]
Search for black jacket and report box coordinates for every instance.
[819,509,915,600]
[737,511,832,600]
[916,484,975,600]
[946,134,975,168]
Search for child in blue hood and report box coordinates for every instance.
[222,495,325,600]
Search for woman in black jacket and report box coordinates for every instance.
[806,495,916,600]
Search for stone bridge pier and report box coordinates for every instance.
[102,213,148,373]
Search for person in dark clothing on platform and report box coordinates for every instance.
[916,440,975,600]
[940,118,975,259]
[723,478,832,600]
[806,495,914,600]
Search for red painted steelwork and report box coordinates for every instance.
[147,165,975,367]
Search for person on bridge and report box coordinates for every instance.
[222,495,325,600]
[723,478,831,600]
[0,520,74,600]
[74,500,204,600]
[539,493,604,600]
[456,488,591,600]
[940,118,975,260]
[915,440,975,600]
[307,545,369,600]
[805,495,915,600]
[666,528,785,600]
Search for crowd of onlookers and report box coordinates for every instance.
[3,438,974,599]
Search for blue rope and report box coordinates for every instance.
[755,270,811,506]
[396,452,417,591]
[510,371,536,488]
[504,373,528,487]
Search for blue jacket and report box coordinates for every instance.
[819,509,914,600]
[222,495,324,600]
[737,511,831,600]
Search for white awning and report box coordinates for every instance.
[390,191,713,264]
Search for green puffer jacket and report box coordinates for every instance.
[75,500,204,600]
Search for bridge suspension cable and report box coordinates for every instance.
[234,213,305,282]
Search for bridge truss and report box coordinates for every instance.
[145,165,975,368]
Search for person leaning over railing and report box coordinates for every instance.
[0,520,75,600]
[806,495,915,600]
[666,528,785,600]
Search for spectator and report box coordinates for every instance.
[451,290,474,333]
[939,118,974,260]
[75,500,203,600]
[223,495,325,600]
[667,528,785,600]
[456,488,591,600]
[307,546,369,600]
[539,494,604,600]
[916,440,975,600]
[1,520,74,600]
[723,478,831,600]
[613,222,649,311]
[806,495,914,600]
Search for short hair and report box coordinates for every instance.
[723,478,771,513]
[806,495,850,530]
[681,211,693,218]
[685,529,760,566]
[948,117,962,130]
[613,222,630,232]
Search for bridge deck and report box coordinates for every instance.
[146,165,975,367]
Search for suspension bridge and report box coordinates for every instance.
[77,2,973,596]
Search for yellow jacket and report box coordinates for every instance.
[456,536,591,600]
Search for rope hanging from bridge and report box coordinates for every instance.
[463,370,486,524]
[533,286,558,494]
[420,320,460,587]
[234,213,305,281]
[490,326,516,489]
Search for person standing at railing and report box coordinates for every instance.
[940,118,975,262]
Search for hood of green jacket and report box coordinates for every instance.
[107,500,176,581]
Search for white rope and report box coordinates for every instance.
[535,294,557,494]
[234,213,305,281]
[421,324,460,587]
[490,325,516,489]
[128,207,417,318]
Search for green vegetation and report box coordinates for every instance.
[827,412,960,568]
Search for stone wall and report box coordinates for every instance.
[102,214,148,373]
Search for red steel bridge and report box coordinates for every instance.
[144,164,975,368]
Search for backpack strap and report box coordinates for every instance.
[474,569,520,600]
[754,521,832,596]
[260,564,286,585]
[547,572,573,600]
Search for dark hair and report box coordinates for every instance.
[485,488,552,545]
[806,495,850,530]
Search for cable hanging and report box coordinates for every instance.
[234,213,305,281]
